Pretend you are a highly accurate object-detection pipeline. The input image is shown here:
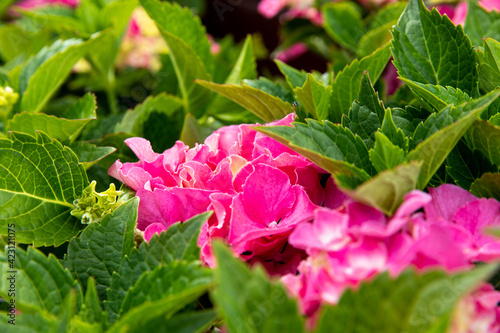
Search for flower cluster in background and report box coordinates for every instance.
[109,114,500,331]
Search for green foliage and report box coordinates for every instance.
[212,242,305,333]
[478,38,500,93]
[464,0,500,47]
[294,74,332,120]
[314,264,498,333]
[391,0,478,95]
[369,132,406,173]
[0,131,88,246]
[467,119,500,167]
[323,2,364,52]
[470,172,500,200]
[64,198,139,300]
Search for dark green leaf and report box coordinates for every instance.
[322,2,364,52]
[380,108,408,151]
[470,172,500,201]
[69,141,116,170]
[478,38,500,92]
[464,0,500,47]
[402,79,472,111]
[467,119,500,167]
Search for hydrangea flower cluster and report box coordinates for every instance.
[109,114,500,329]
[14,0,79,9]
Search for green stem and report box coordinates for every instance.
[106,69,119,115]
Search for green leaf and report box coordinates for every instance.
[0,309,58,333]
[0,131,88,246]
[64,198,139,301]
[180,113,212,147]
[322,2,364,52]
[445,140,492,189]
[380,108,408,151]
[467,119,500,167]
[197,80,293,122]
[357,22,394,58]
[408,90,500,188]
[343,72,385,149]
[391,0,478,95]
[368,1,407,30]
[105,212,211,324]
[276,60,308,90]
[341,162,422,215]
[160,33,211,117]
[140,0,213,73]
[314,264,498,333]
[369,132,406,173]
[77,277,107,330]
[478,38,500,92]
[119,262,212,316]
[256,119,374,182]
[294,74,332,120]
[6,94,96,142]
[391,106,430,138]
[155,310,217,333]
[470,172,500,201]
[212,241,305,333]
[0,246,81,316]
[19,37,98,113]
[464,0,500,47]
[69,141,116,170]
[402,79,472,111]
[108,284,209,333]
[330,44,391,122]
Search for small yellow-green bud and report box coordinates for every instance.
[71,181,123,224]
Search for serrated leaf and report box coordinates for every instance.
[463,0,500,47]
[197,81,293,122]
[467,119,500,167]
[160,33,211,117]
[0,309,57,333]
[119,262,212,316]
[391,0,478,95]
[0,246,81,316]
[7,93,96,142]
[478,38,500,92]
[470,172,500,201]
[69,141,116,170]
[276,60,308,90]
[212,241,305,333]
[330,44,391,122]
[105,212,211,324]
[369,132,406,173]
[380,108,408,151]
[446,140,489,189]
[77,277,107,330]
[322,2,364,52]
[341,162,422,215]
[256,119,374,182]
[64,198,139,301]
[19,37,98,113]
[0,131,88,246]
[140,0,213,73]
[294,74,332,120]
[391,106,430,138]
[314,264,498,333]
[357,22,394,58]
[402,79,472,111]
[154,310,217,333]
[408,90,500,188]
[343,72,385,149]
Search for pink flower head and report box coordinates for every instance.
[275,43,308,63]
[15,0,79,9]
[438,0,500,26]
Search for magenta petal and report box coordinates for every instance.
[125,137,158,162]
[424,184,477,221]
[242,164,296,225]
[144,223,167,242]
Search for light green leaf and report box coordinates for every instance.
[369,132,406,173]
[255,120,373,185]
[212,241,305,333]
[330,44,391,122]
[119,262,212,316]
[197,80,293,122]
[322,2,364,52]
[342,72,385,149]
[463,0,500,47]
[0,131,88,246]
[19,36,99,113]
[391,0,478,95]
[467,119,500,166]
[0,309,58,333]
[0,246,81,316]
[64,198,139,301]
[140,0,213,73]
[381,108,408,151]
[180,113,212,147]
[105,212,211,324]
[341,162,422,215]
[76,277,107,330]
[276,60,308,90]
[408,90,500,188]
[368,1,407,30]
[401,79,472,111]
[358,22,394,58]
[7,93,97,142]
[478,38,500,92]
[314,264,498,333]
[154,310,217,333]
[161,33,211,117]
[294,74,332,120]
[69,141,116,170]
[470,172,500,201]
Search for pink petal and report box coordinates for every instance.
[144,223,167,242]
[424,184,477,221]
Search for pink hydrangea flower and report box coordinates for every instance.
[275,43,308,63]
[437,0,500,26]
[15,0,79,9]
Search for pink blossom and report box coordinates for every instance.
[275,43,308,63]
[15,0,79,9]
[437,0,500,26]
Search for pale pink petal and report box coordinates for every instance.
[144,223,167,242]
[424,184,477,221]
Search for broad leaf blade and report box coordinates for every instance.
[69,141,116,170]
[470,172,500,201]
[322,2,364,52]
[391,0,478,95]
[369,132,406,173]
[478,38,500,92]
[402,79,472,111]
[64,198,139,301]
[463,0,500,47]
[467,119,500,167]
[0,131,88,246]
[294,74,332,120]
